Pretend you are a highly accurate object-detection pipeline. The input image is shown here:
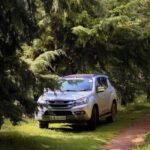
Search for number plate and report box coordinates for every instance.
[50,116,66,120]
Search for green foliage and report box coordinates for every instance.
[0,56,36,126]
[135,132,150,150]
[0,0,64,127]
[23,48,65,73]
[0,0,38,126]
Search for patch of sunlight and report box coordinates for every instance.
[94,138,107,144]
[41,144,52,149]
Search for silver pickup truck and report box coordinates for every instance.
[35,74,117,130]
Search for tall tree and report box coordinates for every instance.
[0,0,38,126]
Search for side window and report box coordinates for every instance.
[96,77,108,89]
[96,77,103,87]
[100,77,108,88]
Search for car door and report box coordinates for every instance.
[100,77,111,113]
[95,77,106,115]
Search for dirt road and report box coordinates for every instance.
[100,113,150,150]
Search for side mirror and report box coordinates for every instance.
[96,86,105,93]
[43,88,48,93]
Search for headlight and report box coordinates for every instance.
[74,97,88,106]
[37,103,48,109]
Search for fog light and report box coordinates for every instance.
[74,111,85,115]
[44,111,50,115]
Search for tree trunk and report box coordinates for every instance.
[121,96,127,106]
[147,89,150,102]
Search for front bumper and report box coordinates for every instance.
[35,104,91,123]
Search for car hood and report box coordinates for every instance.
[38,91,92,103]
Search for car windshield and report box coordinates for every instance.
[59,78,93,92]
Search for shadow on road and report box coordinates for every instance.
[48,120,109,133]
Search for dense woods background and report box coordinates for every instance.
[0,0,150,127]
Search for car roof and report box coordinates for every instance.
[64,74,108,79]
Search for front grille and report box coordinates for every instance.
[48,100,74,109]
[51,111,72,116]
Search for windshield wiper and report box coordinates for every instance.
[79,89,91,91]
[62,90,77,92]
[62,89,91,92]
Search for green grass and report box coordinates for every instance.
[1,103,150,150]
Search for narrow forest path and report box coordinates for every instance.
[100,113,150,150]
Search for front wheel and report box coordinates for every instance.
[107,102,117,123]
[39,121,49,129]
[87,106,98,130]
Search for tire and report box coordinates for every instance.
[107,102,117,123]
[87,106,98,130]
[39,121,49,129]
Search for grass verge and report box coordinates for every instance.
[1,103,150,150]
[135,132,150,150]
